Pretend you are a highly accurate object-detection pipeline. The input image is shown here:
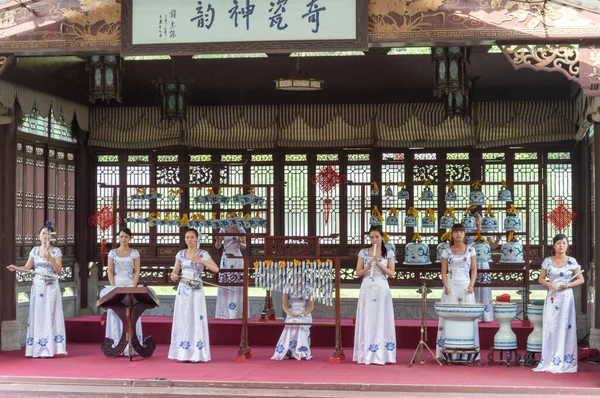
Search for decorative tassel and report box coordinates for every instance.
[324,198,332,224]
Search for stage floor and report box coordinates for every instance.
[0,344,598,396]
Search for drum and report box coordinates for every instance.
[526,304,543,353]
[434,302,485,348]
[493,302,517,349]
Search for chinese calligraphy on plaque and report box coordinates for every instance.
[158,10,178,38]
[131,0,355,46]
[229,0,256,30]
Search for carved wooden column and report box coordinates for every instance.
[75,126,91,311]
[0,104,20,351]
[592,121,600,350]
[573,140,590,315]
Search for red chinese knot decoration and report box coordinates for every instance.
[545,201,577,233]
[310,164,345,224]
[88,204,122,266]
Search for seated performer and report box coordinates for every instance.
[271,292,314,360]
[436,223,479,359]
[168,228,219,363]
[99,227,143,357]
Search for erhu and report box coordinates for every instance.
[172,230,234,291]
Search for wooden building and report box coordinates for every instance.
[0,0,599,353]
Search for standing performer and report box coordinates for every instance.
[533,234,584,373]
[353,225,396,365]
[100,228,142,357]
[436,223,479,359]
[168,228,219,362]
[214,224,246,319]
[7,223,67,358]
[271,293,314,360]
[472,211,501,322]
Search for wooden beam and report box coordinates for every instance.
[1,65,88,105]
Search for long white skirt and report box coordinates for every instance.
[168,283,211,362]
[353,276,396,365]
[271,315,312,360]
[533,288,578,373]
[436,278,480,358]
[25,277,67,358]
[473,261,494,322]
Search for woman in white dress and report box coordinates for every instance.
[7,224,67,358]
[100,228,142,356]
[533,234,584,373]
[168,228,219,362]
[472,211,501,322]
[353,225,396,365]
[436,223,479,358]
[214,225,246,319]
[271,293,314,360]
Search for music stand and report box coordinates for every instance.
[96,287,160,361]
[409,281,442,367]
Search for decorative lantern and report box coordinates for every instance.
[156,78,189,121]
[86,55,122,103]
[275,58,323,91]
[432,46,473,120]
[445,79,474,120]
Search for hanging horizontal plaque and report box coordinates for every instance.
[121,0,368,55]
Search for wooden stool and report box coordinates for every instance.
[523,350,541,367]
[487,346,521,367]
[441,346,480,366]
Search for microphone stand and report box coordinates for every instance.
[409,281,442,367]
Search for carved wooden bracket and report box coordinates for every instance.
[0,54,14,78]
[0,104,14,125]
[500,43,600,96]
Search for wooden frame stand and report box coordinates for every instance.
[96,287,160,361]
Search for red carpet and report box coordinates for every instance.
[66,315,534,350]
[0,344,598,392]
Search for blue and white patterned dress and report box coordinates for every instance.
[100,248,143,357]
[271,294,312,360]
[533,257,579,373]
[436,245,480,358]
[25,247,67,358]
[168,249,213,362]
[353,248,396,365]
[468,236,494,322]
[215,229,244,319]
